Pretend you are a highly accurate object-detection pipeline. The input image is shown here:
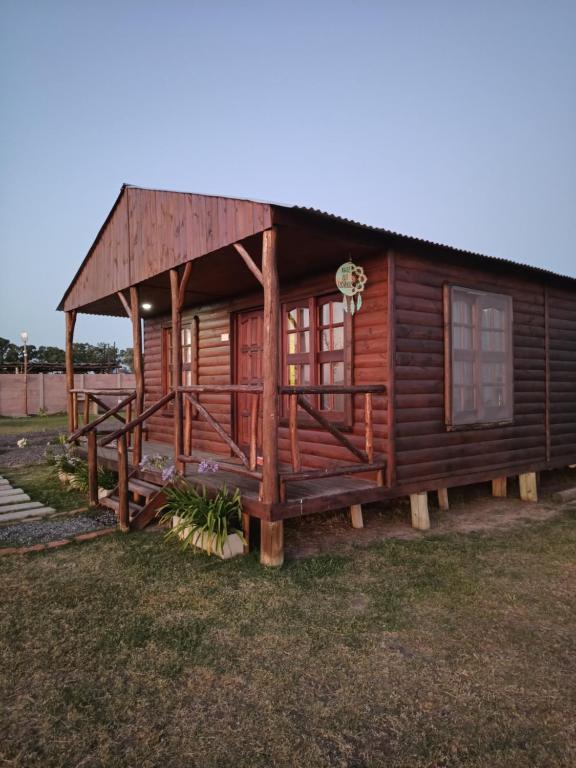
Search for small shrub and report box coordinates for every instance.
[69,460,117,493]
[45,434,79,475]
[160,481,244,555]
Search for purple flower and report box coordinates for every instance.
[161,465,176,482]
[198,459,219,474]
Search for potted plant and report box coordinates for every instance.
[160,481,245,559]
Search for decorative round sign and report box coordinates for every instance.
[335,261,367,315]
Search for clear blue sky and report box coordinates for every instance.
[1,0,575,350]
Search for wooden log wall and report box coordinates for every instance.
[390,248,576,489]
[143,254,389,469]
[548,285,576,459]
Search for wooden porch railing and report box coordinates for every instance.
[177,385,263,479]
[68,388,136,436]
[67,390,137,508]
[278,384,387,499]
[66,381,386,530]
[97,390,176,530]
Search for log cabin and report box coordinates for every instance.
[59,185,576,564]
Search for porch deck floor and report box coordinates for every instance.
[85,438,384,517]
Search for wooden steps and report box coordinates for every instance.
[0,476,56,523]
[100,474,167,530]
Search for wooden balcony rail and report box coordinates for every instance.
[66,391,137,507]
[99,390,175,447]
[280,385,387,494]
[177,385,263,480]
[69,387,136,434]
[68,392,136,443]
[278,384,387,395]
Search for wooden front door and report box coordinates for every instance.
[235,309,263,449]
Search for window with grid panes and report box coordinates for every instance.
[162,322,194,393]
[284,294,350,422]
[447,286,513,427]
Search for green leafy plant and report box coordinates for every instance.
[160,481,244,555]
[68,459,118,493]
[45,433,79,475]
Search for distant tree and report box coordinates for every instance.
[0,338,22,364]
[34,346,66,365]
[0,337,132,369]
[119,347,134,372]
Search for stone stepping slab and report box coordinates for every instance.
[0,476,57,523]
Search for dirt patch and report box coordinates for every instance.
[285,469,576,559]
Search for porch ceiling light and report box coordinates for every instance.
[141,302,152,310]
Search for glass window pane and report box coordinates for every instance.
[333,362,344,384]
[288,333,297,354]
[298,331,309,353]
[454,361,474,386]
[287,310,298,331]
[182,347,192,363]
[332,301,344,325]
[482,385,504,407]
[321,330,331,351]
[321,303,331,326]
[333,393,345,412]
[288,364,297,386]
[321,362,331,384]
[453,325,473,351]
[481,362,504,384]
[332,326,344,350]
[301,365,310,385]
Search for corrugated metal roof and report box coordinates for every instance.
[123,185,575,282]
[287,204,576,284]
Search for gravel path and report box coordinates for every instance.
[0,430,62,468]
[0,508,117,547]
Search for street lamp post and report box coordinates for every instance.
[20,331,28,416]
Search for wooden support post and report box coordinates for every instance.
[170,269,184,472]
[249,394,259,471]
[242,512,250,554]
[410,492,430,531]
[83,393,91,427]
[129,287,144,467]
[117,433,130,532]
[364,393,374,462]
[65,310,76,434]
[350,504,364,529]
[260,520,283,567]
[289,393,301,472]
[87,430,99,507]
[260,227,283,566]
[72,392,79,432]
[437,487,449,511]
[126,400,133,448]
[492,477,507,498]
[519,472,538,502]
[184,397,192,456]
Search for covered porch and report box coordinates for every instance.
[60,187,391,565]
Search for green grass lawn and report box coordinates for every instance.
[0,463,87,517]
[0,412,68,435]
[0,509,575,767]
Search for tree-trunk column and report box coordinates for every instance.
[129,287,144,467]
[260,227,283,566]
[65,310,76,434]
[170,269,184,471]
